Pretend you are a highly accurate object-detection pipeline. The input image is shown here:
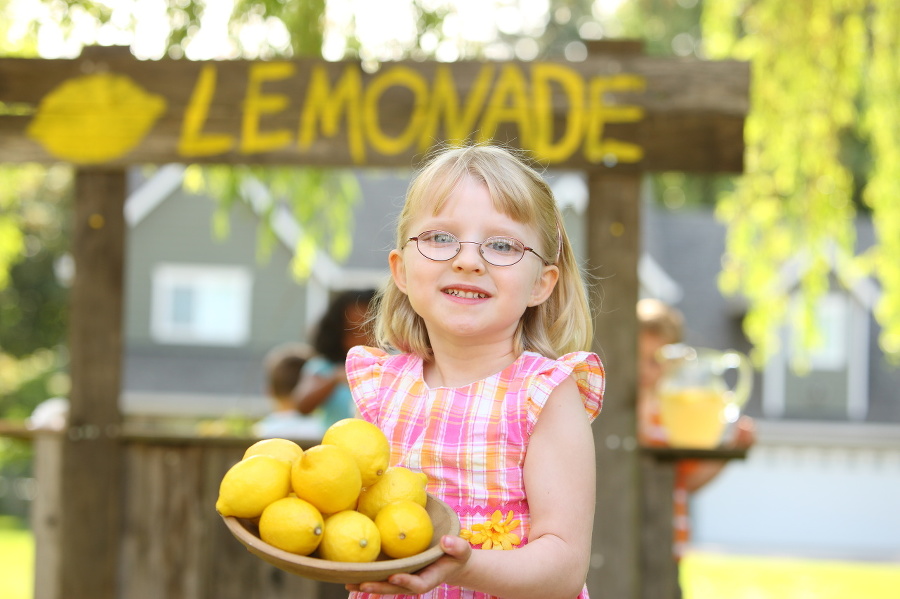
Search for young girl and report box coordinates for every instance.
[345,145,604,599]
[293,288,375,428]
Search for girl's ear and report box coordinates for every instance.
[528,265,559,307]
[388,249,407,293]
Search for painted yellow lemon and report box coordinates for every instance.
[27,73,166,164]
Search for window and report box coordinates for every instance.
[763,291,870,421]
[790,294,848,371]
[150,264,252,346]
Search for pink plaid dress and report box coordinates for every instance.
[347,346,605,599]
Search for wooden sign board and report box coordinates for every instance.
[0,48,747,171]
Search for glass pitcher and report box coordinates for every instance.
[655,344,752,448]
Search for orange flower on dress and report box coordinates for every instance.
[459,510,522,550]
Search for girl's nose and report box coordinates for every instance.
[451,242,485,273]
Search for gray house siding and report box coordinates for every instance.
[126,188,309,353]
[692,422,900,559]
[348,170,410,269]
[123,184,310,420]
[869,328,900,422]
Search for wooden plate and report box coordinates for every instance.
[221,493,461,584]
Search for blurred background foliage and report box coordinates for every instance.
[701,0,900,365]
[0,0,898,434]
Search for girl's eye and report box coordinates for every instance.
[429,231,457,245]
[484,237,520,254]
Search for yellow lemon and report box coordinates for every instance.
[375,500,434,558]
[215,455,291,519]
[322,418,390,488]
[258,497,324,556]
[26,73,166,164]
[291,444,362,515]
[243,438,304,465]
[357,466,428,520]
[318,510,381,562]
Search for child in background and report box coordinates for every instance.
[637,298,755,558]
[254,342,322,439]
[346,145,604,599]
[293,289,376,428]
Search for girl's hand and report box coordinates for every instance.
[345,535,471,595]
[731,415,756,449]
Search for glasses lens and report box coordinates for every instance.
[481,236,525,266]
[417,230,459,261]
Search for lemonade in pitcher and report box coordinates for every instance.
[656,345,751,448]
[659,387,729,448]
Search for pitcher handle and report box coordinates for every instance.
[721,350,752,407]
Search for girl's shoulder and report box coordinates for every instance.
[346,347,423,422]
[517,350,604,378]
[346,345,420,381]
[518,351,605,423]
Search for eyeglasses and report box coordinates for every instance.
[405,230,552,266]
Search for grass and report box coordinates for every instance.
[0,527,898,599]
[0,527,33,599]
[681,550,900,599]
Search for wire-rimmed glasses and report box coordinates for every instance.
[405,230,551,266]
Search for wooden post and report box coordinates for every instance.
[639,456,678,598]
[56,169,127,598]
[31,432,63,599]
[639,446,748,598]
[585,170,642,598]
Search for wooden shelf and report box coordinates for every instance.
[0,419,33,439]
[640,445,748,461]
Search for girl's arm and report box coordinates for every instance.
[292,365,346,414]
[348,376,596,599]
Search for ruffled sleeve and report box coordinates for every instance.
[346,345,388,422]
[526,351,604,431]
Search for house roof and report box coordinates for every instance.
[125,165,390,290]
[775,240,880,309]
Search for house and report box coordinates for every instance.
[120,165,395,430]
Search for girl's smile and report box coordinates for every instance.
[441,284,491,300]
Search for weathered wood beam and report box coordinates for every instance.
[585,169,643,598]
[56,169,126,599]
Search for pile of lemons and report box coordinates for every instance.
[216,418,433,562]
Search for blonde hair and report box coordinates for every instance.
[636,298,684,344]
[374,145,593,360]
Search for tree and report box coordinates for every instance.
[593,0,898,364]
[702,0,900,363]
